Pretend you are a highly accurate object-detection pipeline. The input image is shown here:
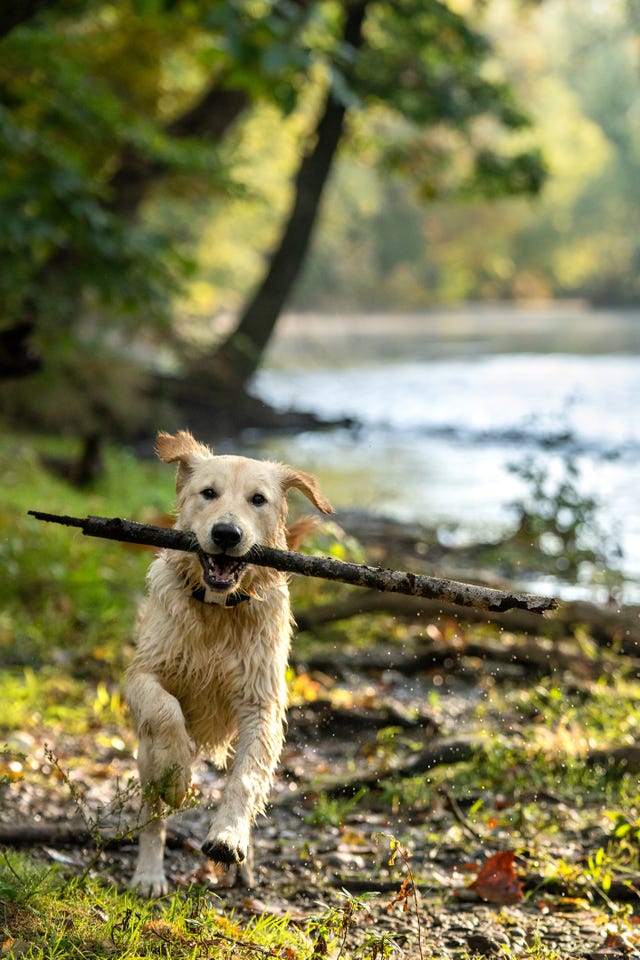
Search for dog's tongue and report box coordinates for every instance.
[211,560,233,584]
[199,553,245,590]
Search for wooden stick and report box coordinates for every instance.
[28,510,557,615]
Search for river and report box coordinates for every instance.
[245,305,640,597]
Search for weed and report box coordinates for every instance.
[379,834,426,960]
[585,846,615,895]
[308,890,381,960]
[608,812,640,848]
[506,452,625,596]
[354,929,403,959]
[42,744,202,887]
[305,788,368,828]
[0,850,58,904]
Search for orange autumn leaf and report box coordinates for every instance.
[603,932,635,951]
[468,850,523,905]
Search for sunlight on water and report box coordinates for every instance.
[249,310,640,588]
[256,354,639,455]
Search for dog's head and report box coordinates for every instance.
[156,430,333,599]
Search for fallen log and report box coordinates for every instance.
[287,698,438,740]
[0,821,192,850]
[303,738,640,803]
[295,590,640,652]
[28,511,557,615]
[293,632,599,681]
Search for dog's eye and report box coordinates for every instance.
[201,488,219,500]
[250,493,267,506]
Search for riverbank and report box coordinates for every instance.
[248,306,640,591]
[263,304,640,367]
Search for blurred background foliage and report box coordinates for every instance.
[0,0,638,436]
[0,0,548,434]
[296,0,640,308]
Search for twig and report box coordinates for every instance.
[437,785,486,842]
[28,510,558,615]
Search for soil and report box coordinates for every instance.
[2,651,639,960]
[2,514,639,958]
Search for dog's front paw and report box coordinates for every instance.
[130,868,169,898]
[202,835,254,887]
[201,835,245,865]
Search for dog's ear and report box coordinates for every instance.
[156,430,211,463]
[281,468,333,515]
[156,431,212,493]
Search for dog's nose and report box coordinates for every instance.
[211,522,243,551]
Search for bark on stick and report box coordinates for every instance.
[28,510,557,615]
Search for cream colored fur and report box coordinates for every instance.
[124,430,332,896]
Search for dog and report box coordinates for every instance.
[124,430,333,896]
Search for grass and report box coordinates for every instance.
[3,432,640,957]
[1,435,172,680]
[0,856,310,959]
[0,434,362,958]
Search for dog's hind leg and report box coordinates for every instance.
[125,672,195,896]
[131,796,169,898]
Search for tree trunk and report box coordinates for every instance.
[205,1,369,392]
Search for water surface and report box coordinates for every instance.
[247,307,640,595]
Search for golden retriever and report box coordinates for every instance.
[124,430,332,896]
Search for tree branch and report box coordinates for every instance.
[28,510,557,615]
[294,590,640,651]
[107,83,249,218]
[0,821,190,850]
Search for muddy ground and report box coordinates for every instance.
[2,639,639,960]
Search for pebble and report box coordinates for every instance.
[465,933,508,956]
[583,952,632,960]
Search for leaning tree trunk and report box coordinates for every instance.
[206,0,369,392]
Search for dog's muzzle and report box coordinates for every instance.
[198,552,248,591]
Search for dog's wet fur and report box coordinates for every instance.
[124,430,332,895]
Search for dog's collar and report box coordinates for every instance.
[189,582,251,608]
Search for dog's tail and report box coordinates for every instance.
[285,517,319,551]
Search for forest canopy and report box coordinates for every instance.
[0,0,636,435]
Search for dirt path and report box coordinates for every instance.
[3,649,639,959]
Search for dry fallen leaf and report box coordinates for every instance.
[468,850,523,905]
[386,876,415,915]
[603,931,635,953]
